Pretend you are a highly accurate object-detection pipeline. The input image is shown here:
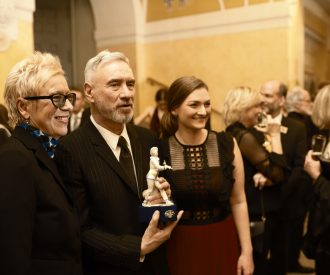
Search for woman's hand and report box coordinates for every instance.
[253,172,270,189]
[304,150,321,181]
[237,252,254,275]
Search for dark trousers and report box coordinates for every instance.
[252,212,286,275]
[268,214,286,275]
[284,215,306,269]
[315,251,330,275]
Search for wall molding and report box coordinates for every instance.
[95,1,293,47]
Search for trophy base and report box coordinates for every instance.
[139,204,177,223]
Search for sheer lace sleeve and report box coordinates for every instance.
[238,130,287,184]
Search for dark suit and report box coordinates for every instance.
[255,116,308,273]
[251,116,308,274]
[288,112,328,149]
[0,127,82,275]
[0,128,9,146]
[280,116,308,205]
[55,119,169,275]
[68,108,90,133]
[281,115,314,270]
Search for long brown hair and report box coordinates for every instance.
[161,76,208,138]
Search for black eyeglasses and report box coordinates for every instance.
[24,93,76,109]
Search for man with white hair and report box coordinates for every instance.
[286,86,325,148]
[55,50,182,275]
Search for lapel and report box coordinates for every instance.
[127,124,145,196]
[85,121,141,196]
[13,127,74,205]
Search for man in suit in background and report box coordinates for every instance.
[258,80,313,274]
[284,86,317,273]
[68,88,86,132]
[55,50,182,275]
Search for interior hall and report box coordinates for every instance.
[0,0,329,131]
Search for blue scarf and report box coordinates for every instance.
[19,122,59,158]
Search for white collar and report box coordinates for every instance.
[72,109,83,118]
[90,115,131,151]
[267,112,282,124]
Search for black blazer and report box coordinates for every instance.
[68,107,91,133]
[251,116,309,218]
[0,127,82,275]
[55,119,169,275]
[0,128,10,146]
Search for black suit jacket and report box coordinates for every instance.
[68,108,90,133]
[252,116,309,219]
[55,119,169,275]
[0,127,82,275]
[280,116,311,218]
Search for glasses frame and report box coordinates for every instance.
[24,92,76,109]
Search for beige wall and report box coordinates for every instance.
[304,1,330,91]
[136,28,290,130]
[0,20,34,104]
[97,33,296,131]
[2,0,328,133]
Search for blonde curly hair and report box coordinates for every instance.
[222,86,260,127]
[4,51,64,127]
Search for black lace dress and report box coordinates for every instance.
[160,131,239,275]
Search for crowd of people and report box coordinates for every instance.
[0,49,329,275]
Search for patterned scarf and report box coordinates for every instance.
[19,122,59,158]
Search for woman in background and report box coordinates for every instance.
[222,86,287,275]
[304,84,330,275]
[160,76,253,275]
[134,88,168,136]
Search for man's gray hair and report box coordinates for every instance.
[84,50,130,82]
[285,86,305,113]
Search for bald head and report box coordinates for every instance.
[261,80,287,97]
[260,80,287,117]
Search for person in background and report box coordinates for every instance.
[258,80,310,274]
[286,86,324,148]
[223,86,287,275]
[285,86,320,273]
[55,50,182,275]
[68,87,86,132]
[0,52,82,275]
[0,104,12,145]
[303,84,330,275]
[134,88,168,137]
[160,76,254,275]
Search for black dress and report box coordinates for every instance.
[304,157,330,275]
[226,122,288,275]
[160,131,239,275]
